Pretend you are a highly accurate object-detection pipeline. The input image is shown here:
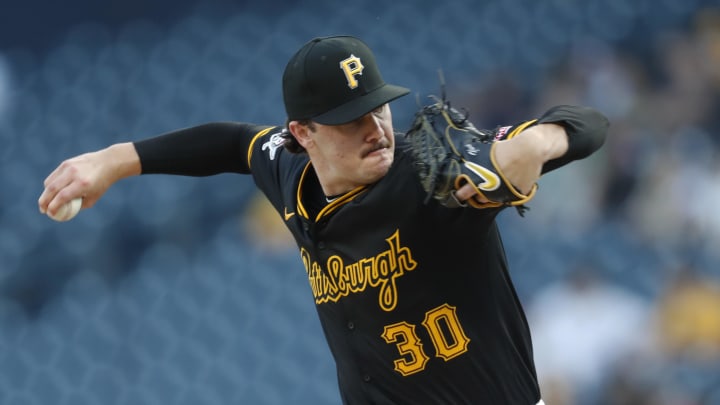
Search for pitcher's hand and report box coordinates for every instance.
[38,143,141,217]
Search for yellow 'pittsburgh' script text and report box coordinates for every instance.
[301,230,417,312]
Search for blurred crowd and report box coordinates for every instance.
[0,1,719,404]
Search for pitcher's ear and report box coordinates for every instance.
[288,121,315,149]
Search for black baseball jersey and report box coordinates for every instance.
[246,126,540,405]
[134,106,607,405]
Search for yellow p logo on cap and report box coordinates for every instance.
[339,54,364,89]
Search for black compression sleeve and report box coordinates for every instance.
[537,105,610,173]
[133,122,258,176]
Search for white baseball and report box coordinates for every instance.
[48,197,83,222]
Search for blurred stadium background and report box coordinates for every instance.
[1,0,720,404]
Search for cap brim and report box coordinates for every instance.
[312,84,410,125]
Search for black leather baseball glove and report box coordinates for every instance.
[405,96,537,211]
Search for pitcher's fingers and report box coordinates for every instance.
[455,184,490,204]
[38,170,75,214]
[38,184,61,214]
[39,161,72,212]
[455,184,476,202]
[44,183,86,216]
[42,160,71,188]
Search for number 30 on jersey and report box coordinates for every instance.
[381,303,470,376]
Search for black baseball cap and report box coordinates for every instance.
[282,35,410,125]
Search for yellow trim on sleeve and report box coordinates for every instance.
[488,142,538,206]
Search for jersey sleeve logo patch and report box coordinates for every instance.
[495,126,511,140]
[261,131,286,161]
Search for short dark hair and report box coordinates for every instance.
[282,119,315,154]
